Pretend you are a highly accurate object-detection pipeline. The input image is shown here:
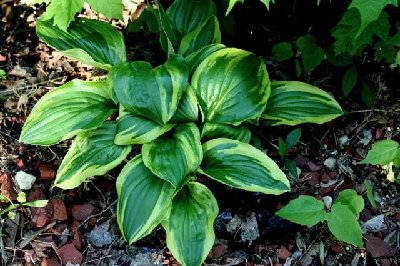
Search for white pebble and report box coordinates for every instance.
[15,171,36,190]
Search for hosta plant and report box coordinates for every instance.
[20,1,343,265]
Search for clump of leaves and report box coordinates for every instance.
[20,0,343,265]
[277,189,364,247]
[278,128,301,179]
[360,139,400,183]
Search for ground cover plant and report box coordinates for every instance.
[16,0,344,265]
[1,0,399,265]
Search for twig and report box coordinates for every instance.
[344,109,400,115]
[0,76,68,96]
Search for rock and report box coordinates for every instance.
[27,186,46,201]
[41,257,61,266]
[323,158,337,170]
[329,243,344,253]
[0,172,17,201]
[15,171,36,190]
[304,172,320,186]
[16,158,25,169]
[57,243,83,265]
[338,135,349,147]
[50,199,67,221]
[209,243,226,259]
[239,212,260,242]
[71,204,96,221]
[278,245,291,260]
[9,65,27,77]
[39,164,55,181]
[362,215,387,233]
[365,235,396,258]
[87,221,115,247]
[31,204,53,228]
[226,215,241,234]
[72,230,83,250]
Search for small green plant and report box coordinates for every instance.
[360,139,400,183]
[0,192,48,219]
[276,189,364,247]
[0,70,6,78]
[278,128,301,179]
[20,0,343,265]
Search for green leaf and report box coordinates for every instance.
[276,195,326,226]
[192,48,271,125]
[332,9,391,56]
[142,123,202,188]
[170,85,199,123]
[363,180,377,208]
[42,0,84,31]
[326,45,353,67]
[360,139,400,165]
[178,16,221,56]
[154,1,180,55]
[334,189,364,216]
[201,138,290,194]
[111,55,189,125]
[22,200,48,208]
[117,155,176,244]
[36,18,126,70]
[285,159,299,179]
[348,0,398,37]
[262,81,343,126]
[0,70,6,77]
[271,42,294,62]
[166,0,216,36]
[201,123,251,143]
[296,35,324,73]
[395,51,400,65]
[185,44,226,74]
[342,65,358,96]
[361,81,375,107]
[19,80,116,145]
[226,0,274,15]
[259,0,274,9]
[55,122,131,189]
[286,128,301,151]
[128,7,160,33]
[114,111,174,145]
[278,137,286,159]
[86,0,124,20]
[327,204,363,247]
[226,0,244,15]
[163,182,218,266]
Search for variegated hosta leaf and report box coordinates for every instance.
[142,123,202,188]
[185,43,226,74]
[201,138,290,194]
[111,55,189,125]
[170,85,199,123]
[55,121,131,189]
[162,182,218,266]
[262,81,343,126]
[154,1,181,55]
[166,0,217,36]
[115,111,174,145]
[178,16,221,56]
[201,123,251,143]
[117,155,176,244]
[19,80,117,145]
[36,18,126,70]
[191,48,271,125]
